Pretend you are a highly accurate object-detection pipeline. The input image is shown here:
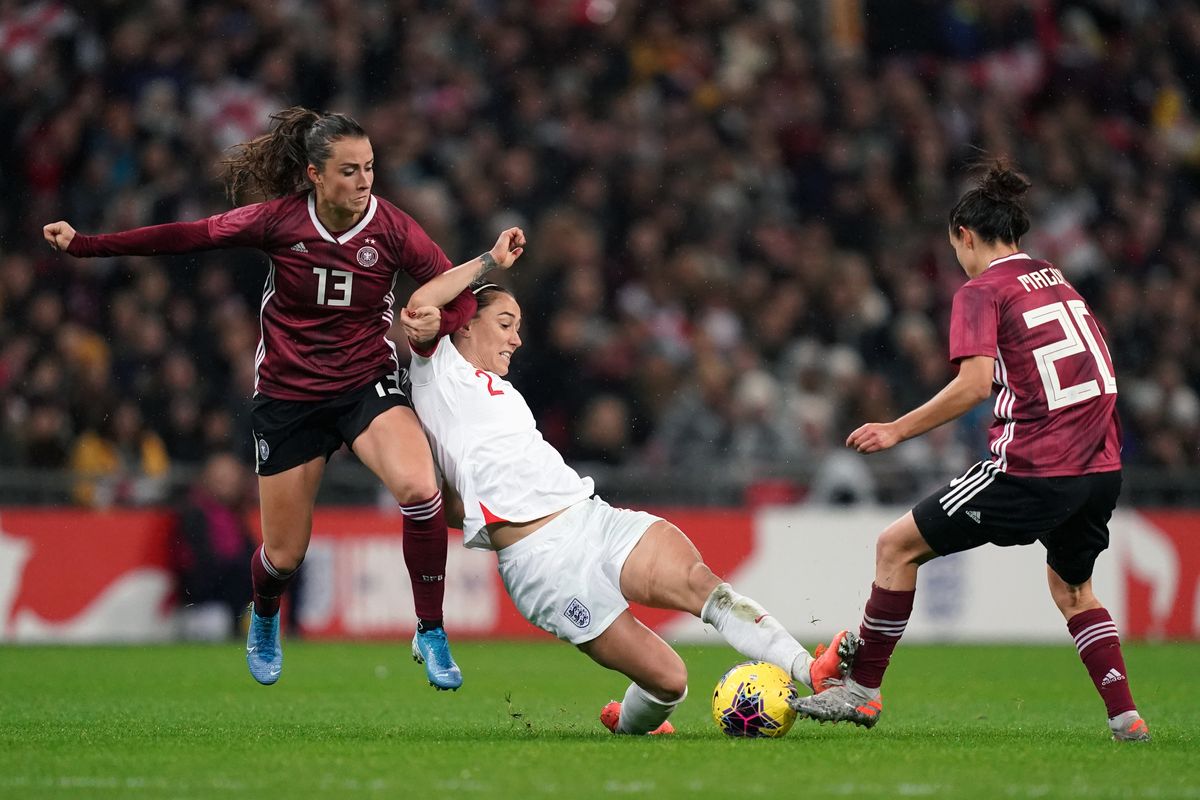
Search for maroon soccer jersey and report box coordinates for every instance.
[948,252,1121,477]
[69,193,477,400]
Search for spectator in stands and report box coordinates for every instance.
[172,451,256,640]
[0,0,1195,508]
[69,399,170,508]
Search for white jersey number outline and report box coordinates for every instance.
[1022,299,1117,411]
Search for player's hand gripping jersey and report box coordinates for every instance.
[68,193,475,400]
[407,338,594,549]
[949,253,1121,477]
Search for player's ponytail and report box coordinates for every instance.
[221,106,367,204]
[949,159,1032,245]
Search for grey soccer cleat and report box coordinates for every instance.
[1109,711,1151,742]
[789,680,883,728]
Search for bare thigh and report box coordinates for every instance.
[257,456,326,571]
[350,405,438,505]
[619,520,721,616]
[577,610,687,701]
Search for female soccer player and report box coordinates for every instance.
[791,163,1150,742]
[43,107,525,690]
[399,251,855,735]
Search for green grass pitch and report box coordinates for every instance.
[1,641,1196,798]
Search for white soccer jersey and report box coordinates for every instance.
[408,338,594,549]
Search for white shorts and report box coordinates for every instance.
[496,496,661,645]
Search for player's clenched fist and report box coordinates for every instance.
[43,220,77,252]
[489,227,525,269]
[403,306,442,343]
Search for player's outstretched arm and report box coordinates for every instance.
[41,214,238,258]
[847,355,994,454]
[406,227,525,312]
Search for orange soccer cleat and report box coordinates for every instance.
[809,629,860,694]
[600,701,675,735]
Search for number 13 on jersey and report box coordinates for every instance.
[313,267,353,306]
[1023,299,1116,410]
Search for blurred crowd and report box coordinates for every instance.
[1,0,1198,506]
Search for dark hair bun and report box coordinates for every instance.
[980,164,1031,203]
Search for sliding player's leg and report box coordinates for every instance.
[620,520,855,694]
[580,611,685,735]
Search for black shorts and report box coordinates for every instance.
[912,461,1122,586]
[250,370,410,476]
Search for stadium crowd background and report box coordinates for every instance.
[1,0,1198,507]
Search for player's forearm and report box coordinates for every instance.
[407,253,497,310]
[66,220,216,257]
[894,375,991,442]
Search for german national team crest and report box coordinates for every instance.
[563,598,591,629]
[357,245,379,268]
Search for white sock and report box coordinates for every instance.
[845,676,880,702]
[700,582,813,690]
[616,683,686,735]
[1108,709,1141,730]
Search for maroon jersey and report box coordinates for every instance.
[948,252,1121,477]
[68,193,477,400]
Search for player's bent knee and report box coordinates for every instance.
[263,544,305,574]
[875,528,905,566]
[647,658,688,702]
[392,476,440,506]
[876,520,926,567]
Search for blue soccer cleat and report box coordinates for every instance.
[245,607,283,686]
[411,627,463,691]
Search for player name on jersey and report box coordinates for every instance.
[1016,265,1068,293]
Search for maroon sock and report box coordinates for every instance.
[850,583,915,690]
[1068,607,1136,718]
[250,545,295,617]
[400,491,447,625]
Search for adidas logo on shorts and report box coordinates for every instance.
[966,510,982,524]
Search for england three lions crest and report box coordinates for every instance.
[563,598,591,629]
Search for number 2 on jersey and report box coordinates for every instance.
[1023,299,1117,410]
[474,370,504,396]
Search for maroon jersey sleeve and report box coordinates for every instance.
[387,209,478,336]
[948,283,999,363]
[66,203,270,257]
[439,290,479,336]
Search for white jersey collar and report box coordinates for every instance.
[307,193,378,245]
[988,252,1032,268]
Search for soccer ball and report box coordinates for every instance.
[711,660,798,738]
